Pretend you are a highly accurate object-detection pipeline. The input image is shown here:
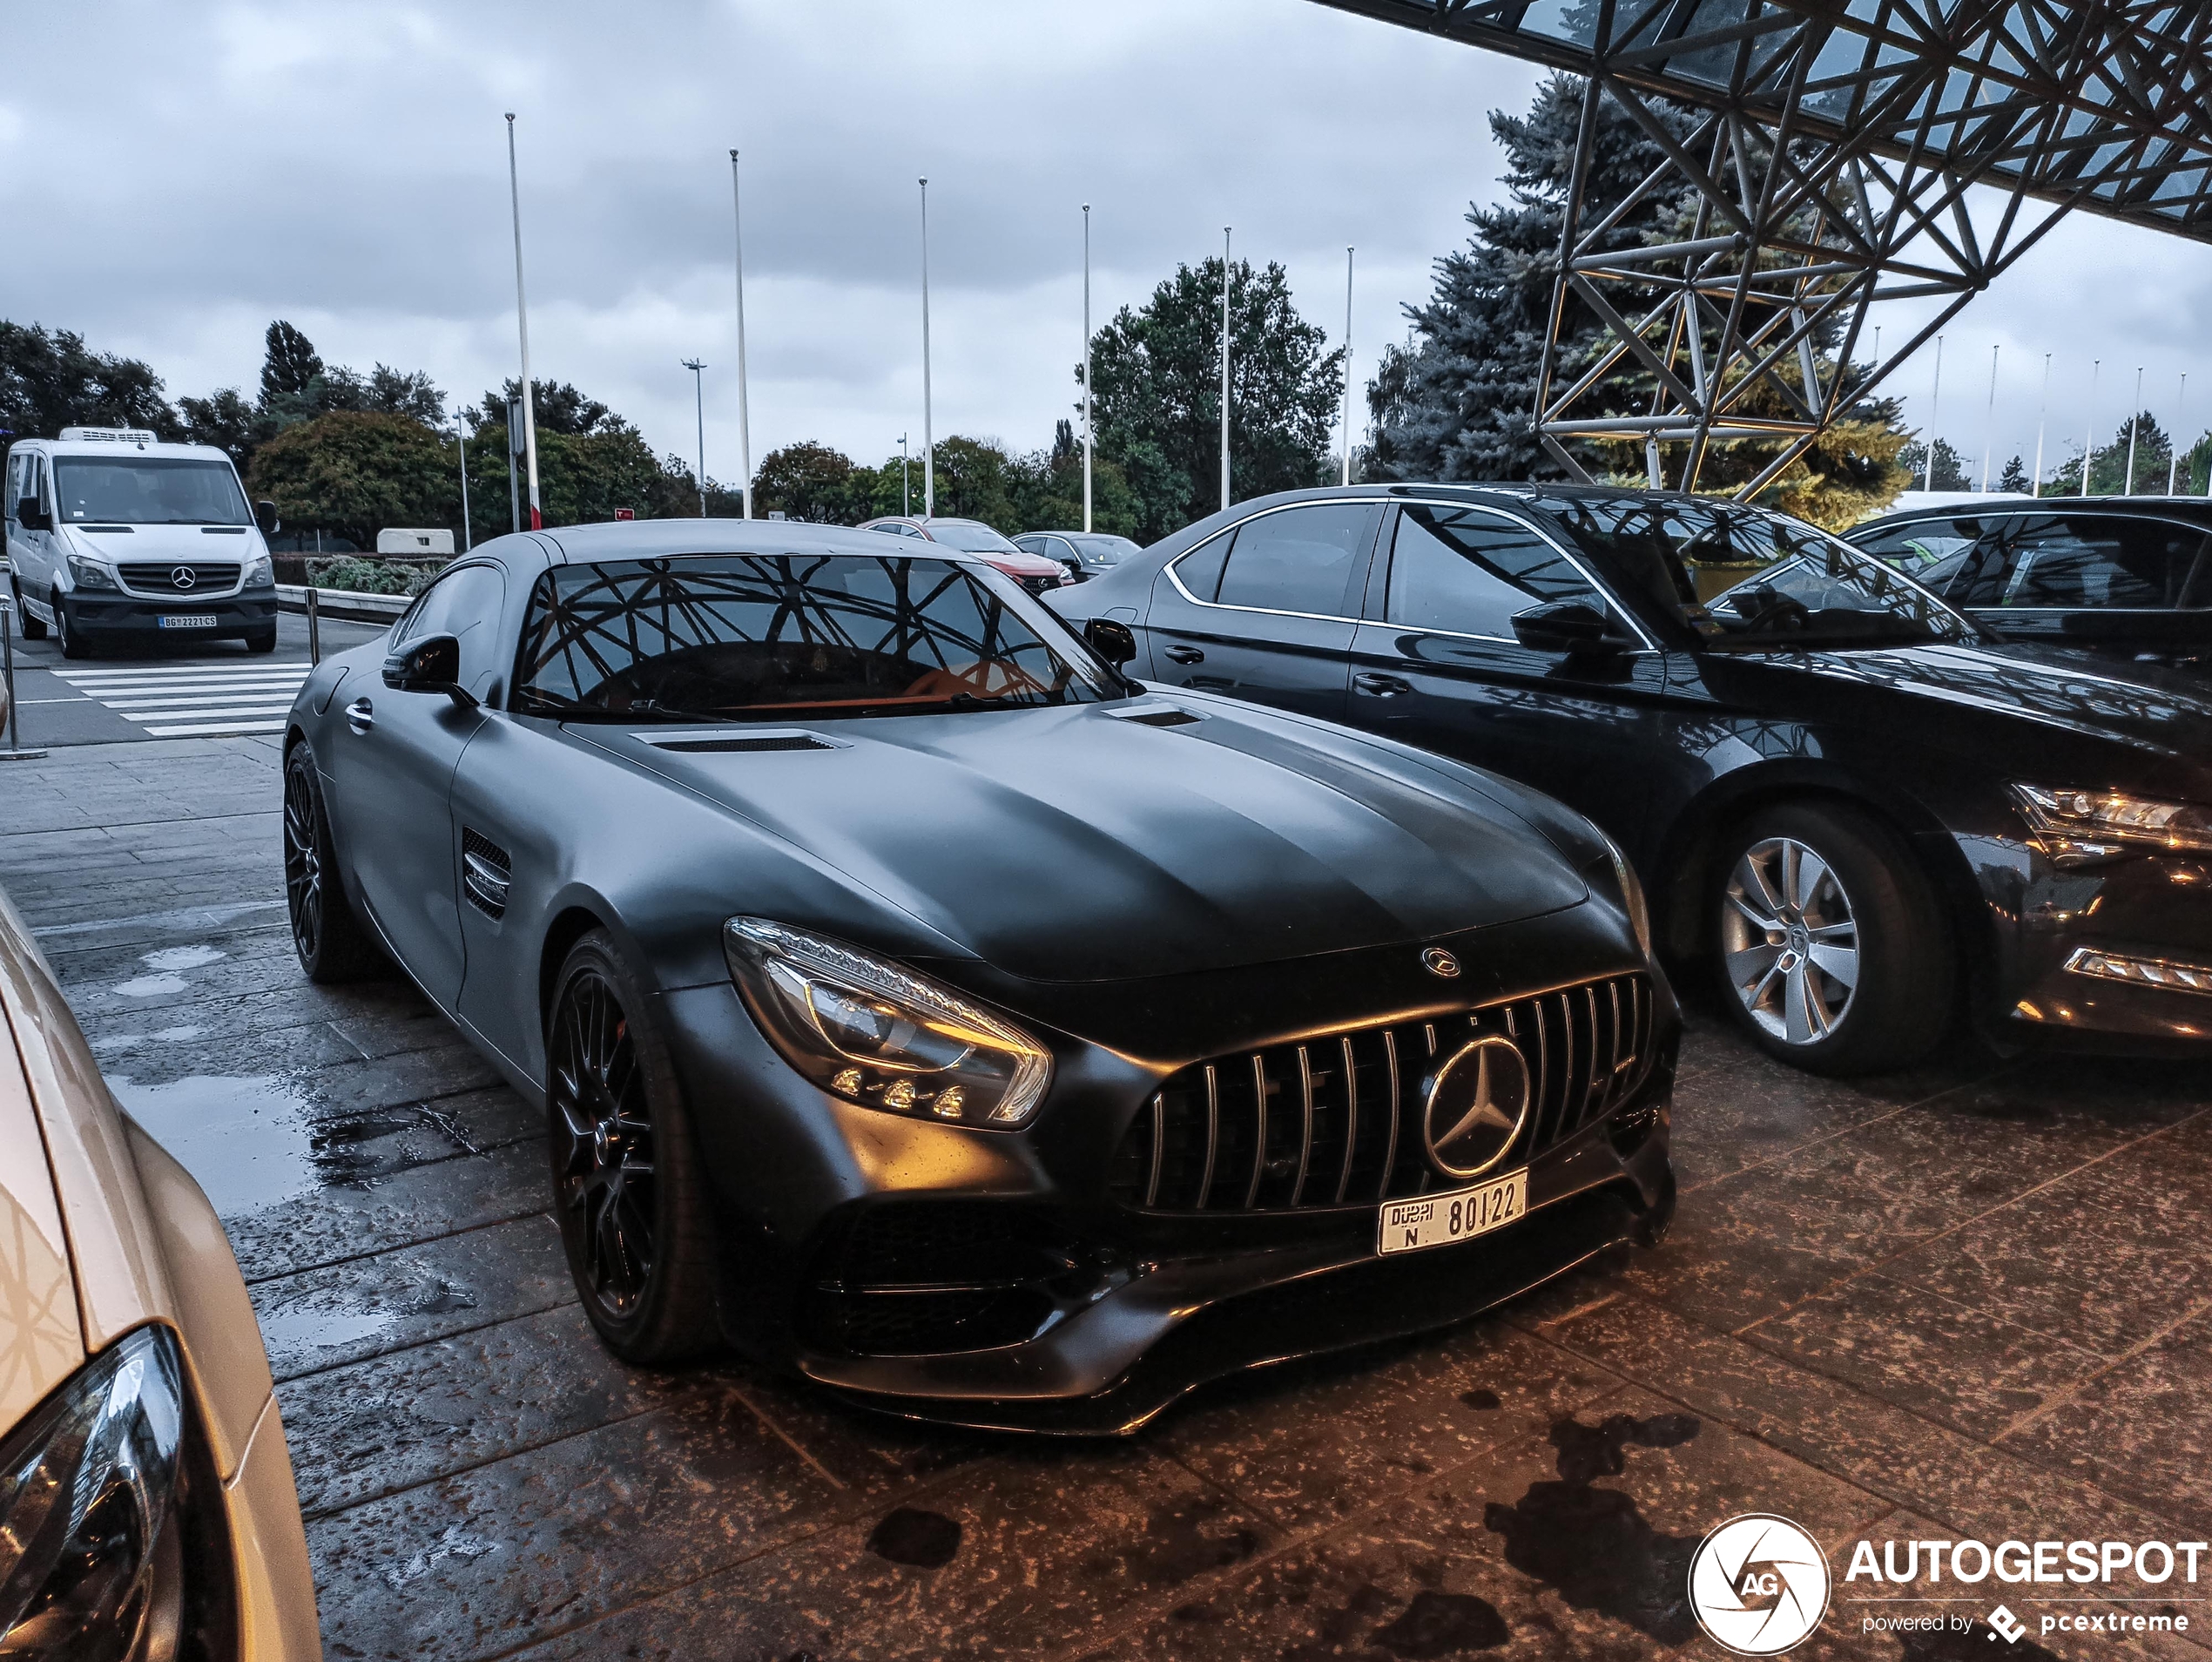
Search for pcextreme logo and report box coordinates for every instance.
[1688,1514,1833,1655]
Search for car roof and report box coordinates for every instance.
[1852,497,2212,534]
[533,517,991,565]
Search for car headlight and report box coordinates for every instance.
[0,1326,187,1659]
[65,554,118,591]
[723,917,1051,1126]
[244,554,273,587]
[2011,784,2212,858]
[1587,834,1653,959]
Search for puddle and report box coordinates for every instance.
[91,1026,206,1052]
[111,1073,320,1217]
[382,1525,500,1591]
[141,943,227,971]
[112,974,188,998]
[867,1507,962,1568]
[256,1273,479,1366]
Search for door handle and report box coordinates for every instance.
[1354,672,1413,698]
[1162,645,1206,665]
[344,697,374,734]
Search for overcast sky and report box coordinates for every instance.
[10,1,2210,490]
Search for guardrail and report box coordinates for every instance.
[273,584,411,625]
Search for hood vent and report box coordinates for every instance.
[643,731,846,754]
[1107,704,1204,728]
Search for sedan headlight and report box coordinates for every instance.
[2011,783,2212,857]
[244,554,273,587]
[0,1327,187,1659]
[723,917,1051,1127]
[65,554,118,591]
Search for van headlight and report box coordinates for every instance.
[723,917,1051,1126]
[244,554,274,587]
[65,554,119,591]
[0,1327,188,1659]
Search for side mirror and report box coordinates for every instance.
[1512,599,1624,657]
[1084,617,1137,666]
[382,633,476,707]
[255,499,281,535]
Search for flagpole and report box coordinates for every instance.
[504,114,542,531]
[1219,226,1231,511]
[2083,358,2100,497]
[1923,334,1943,494]
[730,150,754,520]
[1979,343,1998,493]
[1341,246,1355,488]
[2125,365,2143,495]
[1082,203,1093,534]
[2032,353,2050,497]
[920,178,934,520]
[2170,375,2187,496]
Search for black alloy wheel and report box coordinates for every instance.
[11,583,46,639]
[1713,800,1954,1076]
[547,930,718,1363]
[282,744,382,982]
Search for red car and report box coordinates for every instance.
[857,516,1067,596]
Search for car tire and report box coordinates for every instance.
[55,602,91,660]
[12,584,46,640]
[246,625,278,654]
[282,744,385,983]
[1713,800,1953,1076]
[547,929,722,1365]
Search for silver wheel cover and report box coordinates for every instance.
[1722,835,1860,1045]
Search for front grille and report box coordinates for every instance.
[801,1202,1074,1355]
[1107,973,1656,1214]
[1017,573,1062,597]
[118,561,240,593]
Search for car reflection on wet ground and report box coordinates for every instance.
[5,734,2211,1661]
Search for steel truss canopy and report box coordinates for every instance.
[1312,0,2212,493]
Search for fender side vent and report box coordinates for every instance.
[461,828,511,920]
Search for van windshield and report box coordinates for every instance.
[52,457,252,526]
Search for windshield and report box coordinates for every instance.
[927,521,1022,555]
[1067,534,1138,566]
[1535,495,1977,649]
[52,456,251,526]
[514,553,1116,721]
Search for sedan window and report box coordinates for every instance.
[1213,503,1376,616]
[1385,506,1604,638]
[514,553,1115,721]
[1953,515,2212,611]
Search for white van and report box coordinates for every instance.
[4,429,280,659]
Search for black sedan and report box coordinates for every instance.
[279,521,1676,1431]
[1050,484,2212,1074]
[1846,497,2212,667]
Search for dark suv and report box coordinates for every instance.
[1846,497,2212,667]
[1050,484,2212,1075]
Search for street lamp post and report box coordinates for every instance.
[1219,226,1231,511]
[900,434,911,517]
[1923,334,1944,493]
[920,178,934,520]
[504,114,543,530]
[1082,203,1092,535]
[683,359,708,516]
[2171,375,2188,496]
[454,420,471,551]
[1341,246,1355,488]
[2084,359,2101,497]
[729,150,753,520]
[2032,353,2051,497]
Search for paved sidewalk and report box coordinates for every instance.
[4,735,2209,1661]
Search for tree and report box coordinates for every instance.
[470,379,617,437]
[260,321,324,405]
[247,410,459,550]
[752,442,863,524]
[185,321,448,478]
[1997,454,2030,494]
[1087,257,1345,541]
[0,321,179,452]
[1897,437,1969,491]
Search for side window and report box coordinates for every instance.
[1172,535,1231,601]
[1961,517,2196,611]
[1212,503,1378,616]
[1384,506,1604,637]
[1852,518,1984,587]
[3,453,19,519]
[399,563,508,686]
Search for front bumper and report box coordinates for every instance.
[62,589,278,641]
[654,911,1679,1433]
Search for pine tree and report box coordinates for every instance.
[1997,454,2029,493]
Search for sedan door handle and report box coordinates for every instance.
[1353,672,1413,698]
[344,697,374,734]
[1162,645,1206,665]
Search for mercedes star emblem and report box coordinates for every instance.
[1422,1036,1532,1179]
[172,566,197,590]
[1421,946,1461,978]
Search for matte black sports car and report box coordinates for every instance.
[1049,484,2212,1073]
[1846,497,2212,668]
[280,521,1676,1431]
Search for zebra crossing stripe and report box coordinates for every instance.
[52,665,314,739]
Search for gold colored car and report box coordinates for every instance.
[0,884,321,1657]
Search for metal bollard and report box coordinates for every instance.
[1,593,50,761]
[307,583,321,665]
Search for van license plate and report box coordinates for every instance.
[156,615,219,629]
[1378,1170,1527,1256]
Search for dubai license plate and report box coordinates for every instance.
[157,614,219,629]
[1378,1169,1527,1256]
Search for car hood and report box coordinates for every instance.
[1700,641,2212,796]
[62,524,260,562]
[583,695,1590,983]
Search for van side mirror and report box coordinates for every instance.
[1084,617,1137,666]
[1512,599,1625,657]
[382,633,476,708]
[255,500,281,535]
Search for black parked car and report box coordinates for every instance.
[1015,530,1144,583]
[1050,484,2212,1074]
[280,521,1675,1431]
[1845,497,2212,666]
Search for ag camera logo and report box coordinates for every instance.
[1689,1514,1832,1654]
